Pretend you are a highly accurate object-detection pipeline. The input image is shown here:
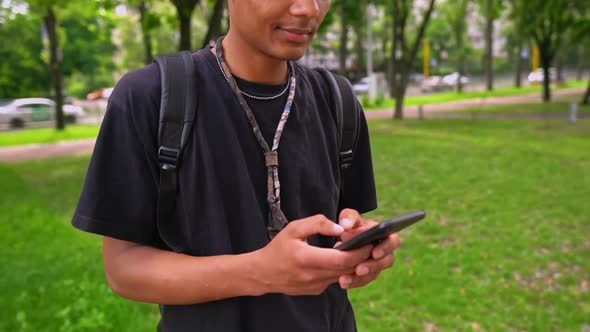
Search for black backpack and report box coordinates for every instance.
[154,51,360,231]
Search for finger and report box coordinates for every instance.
[338,274,354,289]
[340,223,375,243]
[300,243,373,271]
[372,233,401,259]
[343,271,381,289]
[355,254,396,278]
[338,209,364,230]
[287,215,344,240]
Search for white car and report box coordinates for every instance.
[352,77,371,95]
[442,72,469,86]
[0,98,85,129]
[527,68,556,83]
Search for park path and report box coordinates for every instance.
[0,87,585,163]
[365,87,584,120]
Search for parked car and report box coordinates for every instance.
[352,77,371,95]
[420,76,449,93]
[421,73,469,93]
[442,72,469,86]
[527,68,557,83]
[0,98,85,129]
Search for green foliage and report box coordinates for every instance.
[1,1,118,99]
[0,12,50,98]
[60,6,117,97]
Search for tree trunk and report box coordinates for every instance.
[178,12,191,51]
[201,0,225,48]
[138,2,153,65]
[354,23,365,82]
[172,0,199,51]
[389,12,396,98]
[515,38,523,88]
[392,0,435,120]
[582,78,590,105]
[44,7,64,131]
[454,0,467,93]
[394,87,405,120]
[339,3,349,76]
[456,37,464,93]
[541,52,552,102]
[577,46,584,81]
[555,51,563,83]
[391,0,403,119]
[484,0,494,91]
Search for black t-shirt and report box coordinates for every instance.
[72,47,377,332]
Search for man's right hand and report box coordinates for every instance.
[252,214,373,296]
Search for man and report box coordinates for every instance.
[72,0,401,331]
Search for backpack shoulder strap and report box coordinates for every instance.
[314,68,360,170]
[153,51,197,247]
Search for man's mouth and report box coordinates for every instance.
[276,27,314,44]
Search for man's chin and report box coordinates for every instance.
[273,47,309,62]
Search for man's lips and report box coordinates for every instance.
[277,28,314,43]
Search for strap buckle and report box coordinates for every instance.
[158,146,180,170]
[340,150,353,169]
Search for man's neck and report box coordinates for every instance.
[220,32,289,84]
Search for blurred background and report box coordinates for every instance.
[0,0,589,331]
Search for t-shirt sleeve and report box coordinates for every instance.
[338,101,378,214]
[72,66,161,246]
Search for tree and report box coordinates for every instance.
[137,1,155,65]
[0,8,50,97]
[170,0,200,51]
[27,0,67,130]
[477,0,503,91]
[571,4,590,104]
[583,79,590,105]
[390,0,437,119]
[201,0,226,48]
[507,0,528,88]
[60,3,117,96]
[446,0,469,93]
[331,0,365,77]
[518,0,581,102]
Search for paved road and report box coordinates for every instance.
[0,87,585,163]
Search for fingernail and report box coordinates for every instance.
[333,224,344,232]
[340,218,353,228]
[374,249,383,259]
[358,266,369,276]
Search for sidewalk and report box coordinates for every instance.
[365,87,584,119]
[0,87,585,163]
[0,139,96,163]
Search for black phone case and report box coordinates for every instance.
[335,211,426,251]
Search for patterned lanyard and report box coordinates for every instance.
[215,37,297,240]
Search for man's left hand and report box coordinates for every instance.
[335,208,401,289]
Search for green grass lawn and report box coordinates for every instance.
[0,125,100,147]
[363,80,588,110]
[1,117,589,331]
[454,95,590,114]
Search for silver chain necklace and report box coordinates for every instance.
[214,50,292,101]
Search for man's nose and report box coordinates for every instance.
[290,0,322,18]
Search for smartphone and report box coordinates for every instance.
[335,210,426,251]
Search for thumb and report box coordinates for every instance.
[287,215,344,240]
